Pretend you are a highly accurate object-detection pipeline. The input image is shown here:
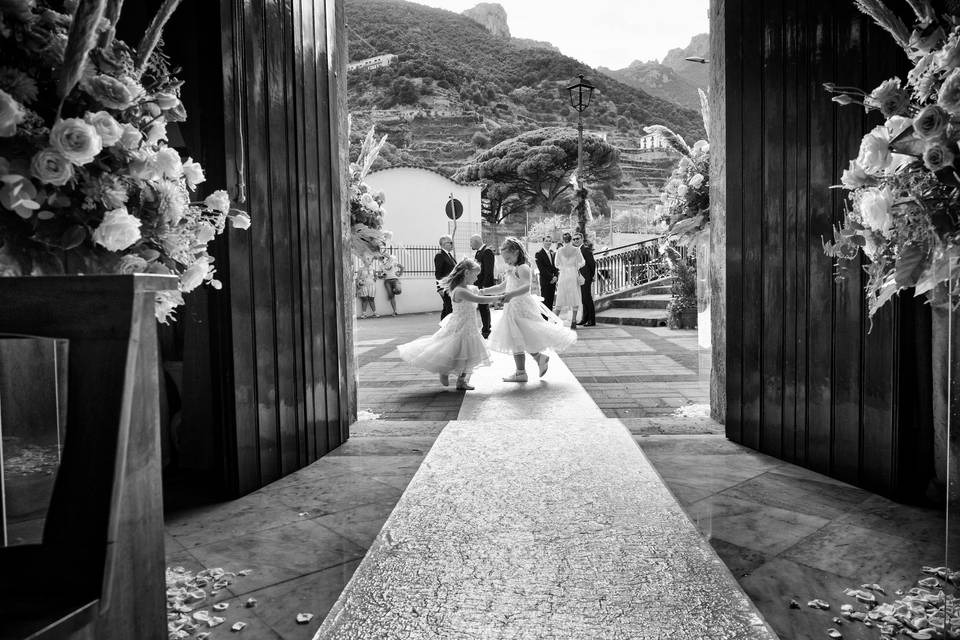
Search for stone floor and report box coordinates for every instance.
[164,311,956,640]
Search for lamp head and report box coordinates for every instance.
[566,74,595,112]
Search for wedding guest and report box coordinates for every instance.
[534,236,559,311]
[356,255,378,319]
[573,232,596,326]
[470,234,495,338]
[434,235,457,319]
[554,232,585,330]
[380,249,403,316]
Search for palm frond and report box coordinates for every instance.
[854,0,911,51]
[904,0,935,24]
[57,0,106,101]
[643,125,691,157]
[134,0,183,75]
[698,88,710,142]
[98,0,124,47]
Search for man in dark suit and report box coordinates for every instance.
[434,235,457,319]
[534,236,558,311]
[573,232,596,326]
[470,234,495,338]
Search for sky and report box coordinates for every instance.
[408,0,709,70]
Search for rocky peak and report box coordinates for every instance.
[462,2,510,38]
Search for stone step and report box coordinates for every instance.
[643,285,673,295]
[611,294,671,309]
[596,308,670,327]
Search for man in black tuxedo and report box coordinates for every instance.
[573,232,596,326]
[434,235,457,319]
[470,234,495,338]
[534,236,558,311]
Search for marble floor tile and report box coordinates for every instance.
[314,502,397,548]
[720,470,873,520]
[780,521,947,587]
[244,561,363,640]
[834,493,950,545]
[738,557,879,640]
[271,473,405,516]
[349,420,448,437]
[325,435,438,456]
[167,491,307,548]
[187,519,367,595]
[645,454,777,495]
[707,539,771,580]
[686,494,830,555]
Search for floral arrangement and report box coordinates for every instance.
[663,244,697,329]
[349,123,391,257]
[0,0,249,323]
[823,0,960,318]
[651,89,711,249]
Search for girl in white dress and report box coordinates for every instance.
[553,232,585,330]
[397,258,505,390]
[482,237,577,383]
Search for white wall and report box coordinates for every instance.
[363,167,484,314]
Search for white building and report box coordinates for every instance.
[347,54,398,72]
[363,166,484,314]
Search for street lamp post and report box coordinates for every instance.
[566,74,594,238]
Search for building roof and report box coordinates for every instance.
[367,164,485,187]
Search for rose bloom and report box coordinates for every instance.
[50,118,103,166]
[182,158,205,190]
[840,160,874,189]
[93,207,142,251]
[688,173,705,189]
[179,258,212,292]
[939,68,960,115]
[153,92,179,109]
[870,78,908,116]
[118,254,148,274]
[153,147,183,179]
[30,148,73,186]
[204,189,230,213]
[230,213,251,230]
[84,111,122,147]
[119,122,143,149]
[127,150,161,181]
[85,74,136,110]
[0,89,26,137]
[692,140,709,154]
[146,120,167,146]
[923,141,956,171]
[913,105,949,139]
[858,187,896,237]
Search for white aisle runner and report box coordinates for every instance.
[314,351,776,639]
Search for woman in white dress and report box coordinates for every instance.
[553,232,585,329]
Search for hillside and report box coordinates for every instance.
[345,0,703,142]
[598,60,700,111]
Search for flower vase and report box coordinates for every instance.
[696,228,711,349]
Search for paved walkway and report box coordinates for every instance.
[315,350,775,639]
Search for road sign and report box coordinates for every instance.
[445,197,463,220]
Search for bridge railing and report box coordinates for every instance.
[593,239,686,298]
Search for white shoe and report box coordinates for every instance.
[537,354,550,377]
[502,372,528,383]
[439,373,449,387]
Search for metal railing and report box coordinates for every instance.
[593,238,684,297]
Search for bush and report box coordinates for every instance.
[471,131,491,148]
[665,247,697,329]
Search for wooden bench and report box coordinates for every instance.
[0,275,175,640]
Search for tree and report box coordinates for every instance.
[453,127,621,227]
[389,77,419,105]
[471,131,491,149]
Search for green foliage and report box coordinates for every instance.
[344,0,704,141]
[664,245,697,329]
[453,127,621,225]
[471,131,491,148]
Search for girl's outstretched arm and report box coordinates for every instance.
[479,281,507,295]
[452,288,505,304]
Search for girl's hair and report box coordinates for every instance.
[499,237,527,265]
[562,232,572,243]
[439,257,480,293]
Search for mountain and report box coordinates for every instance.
[511,37,559,52]
[462,2,510,38]
[598,60,700,111]
[662,33,710,90]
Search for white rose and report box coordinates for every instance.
[84,111,122,147]
[182,158,205,190]
[0,89,26,137]
[688,173,705,188]
[858,187,896,237]
[127,150,160,181]
[856,125,892,174]
[118,254,148,274]
[230,212,251,230]
[153,147,183,179]
[30,149,73,186]
[204,189,230,213]
[119,123,143,149]
[49,117,103,166]
[93,207,142,251]
[146,120,167,146]
[692,140,709,154]
[179,258,211,292]
[153,92,179,109]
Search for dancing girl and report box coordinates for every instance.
[482,237,577,382]
[397,258,505,390]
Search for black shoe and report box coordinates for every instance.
[576,321,587,326]
[584,322,596,327]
